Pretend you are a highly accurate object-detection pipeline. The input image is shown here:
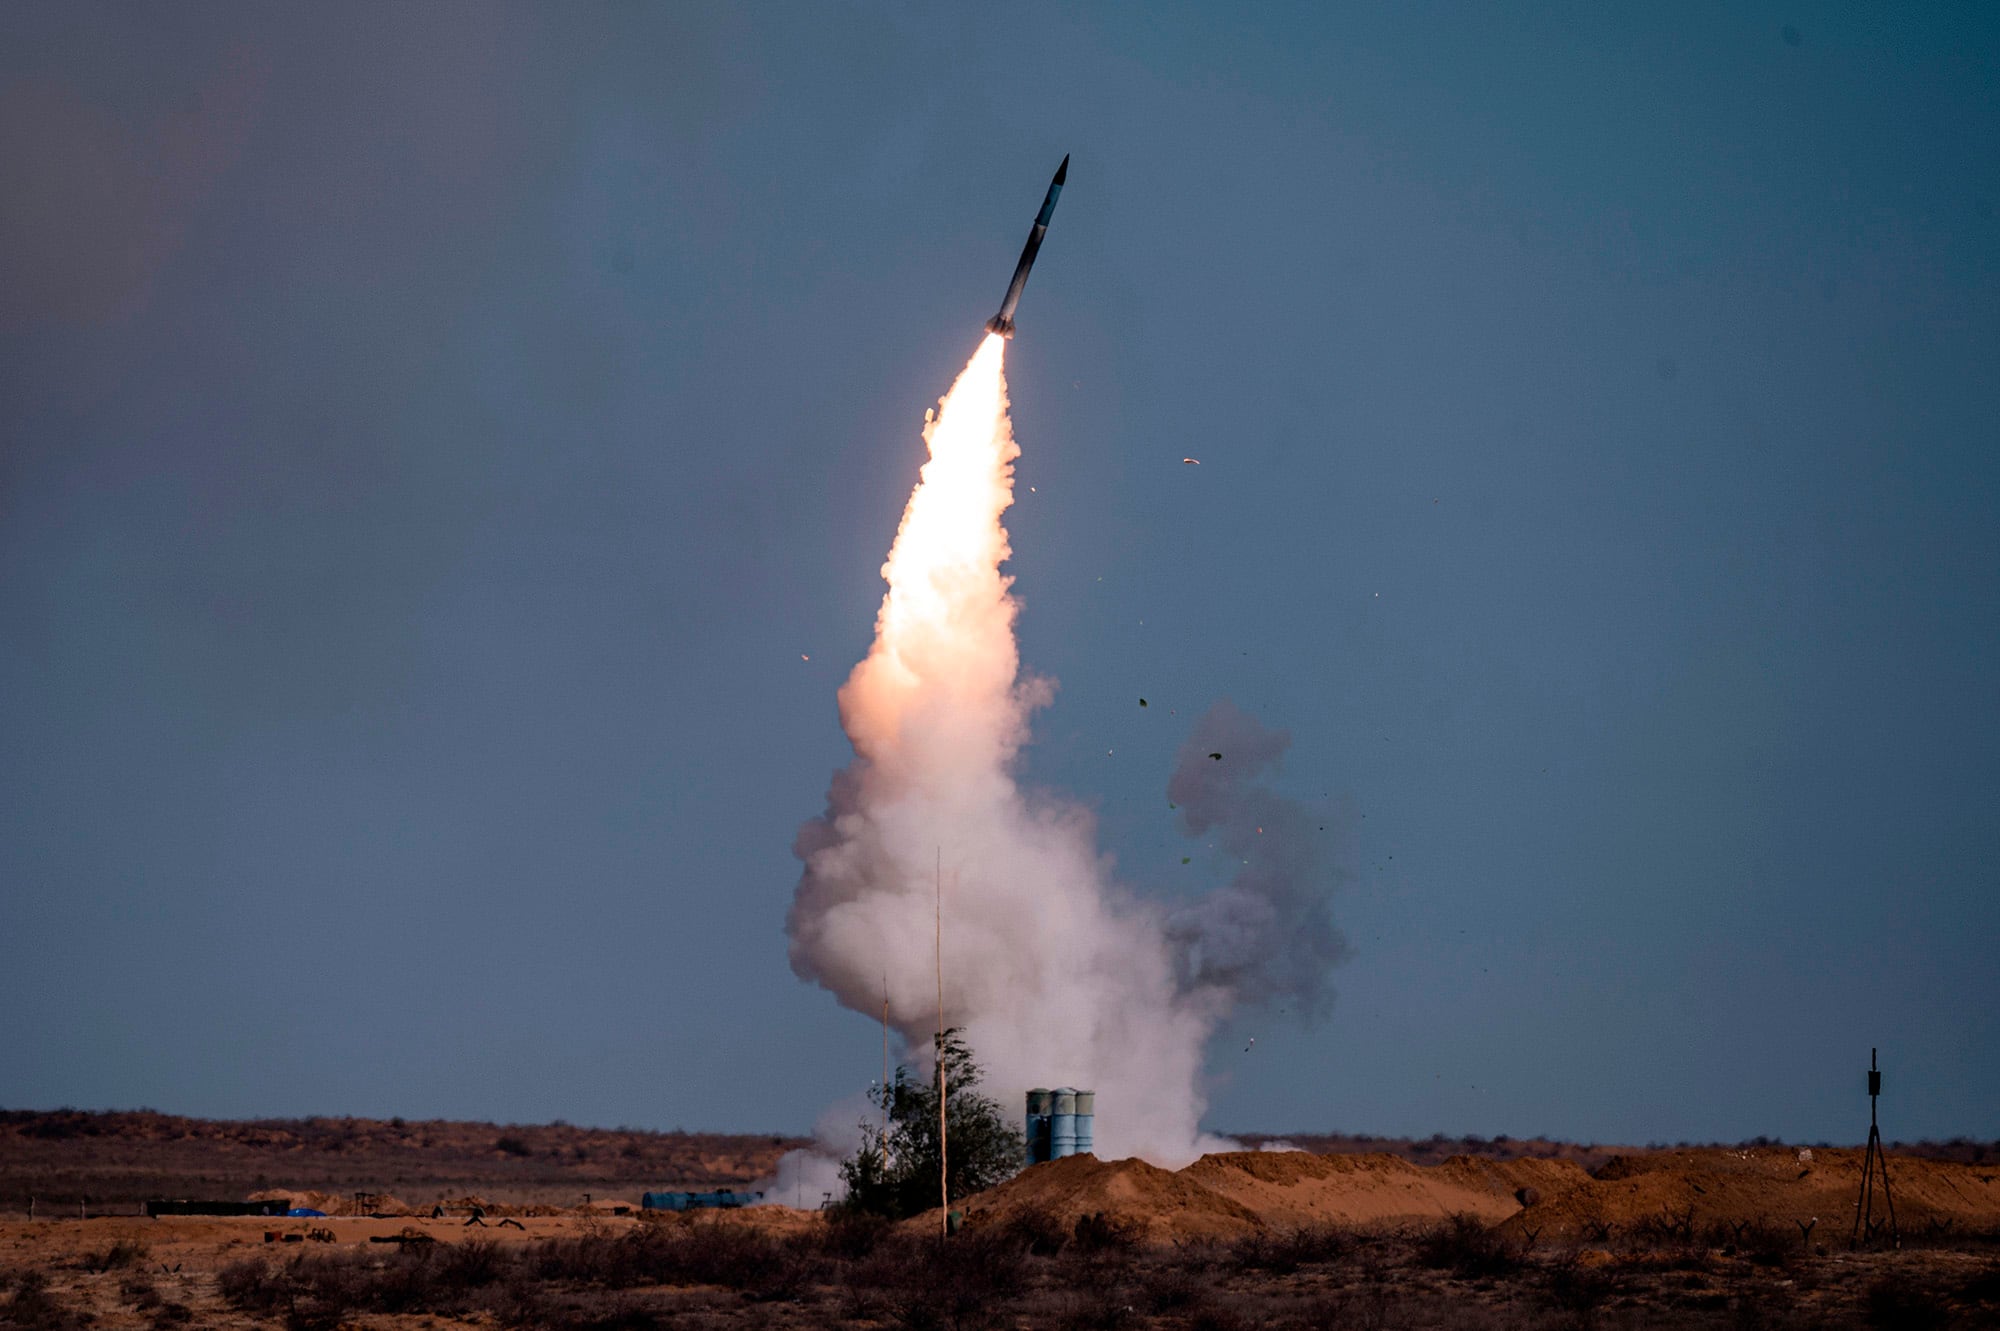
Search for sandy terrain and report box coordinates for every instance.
[945,1147,2000,1245]
[0,1110,802,1214]
[4,1147,1997,1329]
[5,1112,1997,1327]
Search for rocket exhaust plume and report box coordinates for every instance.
[788,334,1348,1167]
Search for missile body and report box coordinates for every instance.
[986,154,1068,338]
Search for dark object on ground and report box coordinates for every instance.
[640,1188,761,1211]
[368,1228,436,1245]
[145,1199,289,1216]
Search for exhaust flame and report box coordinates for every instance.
[788,334,1346,1167]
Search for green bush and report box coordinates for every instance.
[838,1028,1024,1220]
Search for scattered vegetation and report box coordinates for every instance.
[0,1107,809,1209]
[188,1212,2000,1330]
[1416,1213,1523,1278]
[1223,1223,1357,1275]
[1864,1271,1951,1331]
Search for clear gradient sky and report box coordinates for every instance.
[3,3,1995,1146]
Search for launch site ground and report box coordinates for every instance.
[5,1112,1997,1329]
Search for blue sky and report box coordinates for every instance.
[2,2,1994,1144]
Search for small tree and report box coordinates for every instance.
[839,1028,1023,1219]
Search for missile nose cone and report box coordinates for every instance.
[1054,154,1068,186]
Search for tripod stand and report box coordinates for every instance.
[1850,1047,1898,1248]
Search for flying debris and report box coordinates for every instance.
[985,155,1068,338]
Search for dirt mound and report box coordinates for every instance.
[1184,1151,1586,1228]
[1500,1149,2000,1239]
[953,1154,1264,1242]
[940,1148,2000,1246]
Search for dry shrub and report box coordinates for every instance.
[81,1238,148,1272]
[673,1224,792,1291]
[1186,1307,1255,1331]
[1736,1223,1800,1269]
[1227,1224,1355,1275]
[206,1229,834,1327]
[216,1257,286,1314]
[532,1293,673,1331]
[868,1230,1028,1331]
[1959,1261,2000,1307]
[1415,1215,1519,1278]
[1135,1260,1209,1313]
[1864,1272,1949,1331]
[120,1273,162,1309]
[1,1271,84,1331]
[821,1206,894,1260]
[435,1238,506,1290]
[998,1203,1070,1256]
[1288,1286,1401,1331]
[218,1245,493,1323]
[1042,1281,1136,1331]
[1071,1211,1143,1256]
[1540,1250,1620,1315]
[933,1228,1030,1300]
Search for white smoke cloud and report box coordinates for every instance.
[755,1095,869,1209]
[787,337,1347,1168]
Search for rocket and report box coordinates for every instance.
[985,154,1068,338]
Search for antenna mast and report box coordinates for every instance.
[1850,1047,1899,1247]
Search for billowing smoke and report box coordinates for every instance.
[786,335,1346,1169]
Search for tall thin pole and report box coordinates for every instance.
[881,977,891,1173]
[937,848,948,1237]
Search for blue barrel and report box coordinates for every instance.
[1074,1090,1095,1155]
[1025,1088,1053,1164]
[1050,1087,1078,1158]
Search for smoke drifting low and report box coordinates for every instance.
[786,336,1347,1167]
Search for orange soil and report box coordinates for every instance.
[947,1154,1265,1242]
[1498,1147,2000,1238]
[947,1148,2000,1243]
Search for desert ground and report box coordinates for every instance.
[3,1111,1997,1329]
